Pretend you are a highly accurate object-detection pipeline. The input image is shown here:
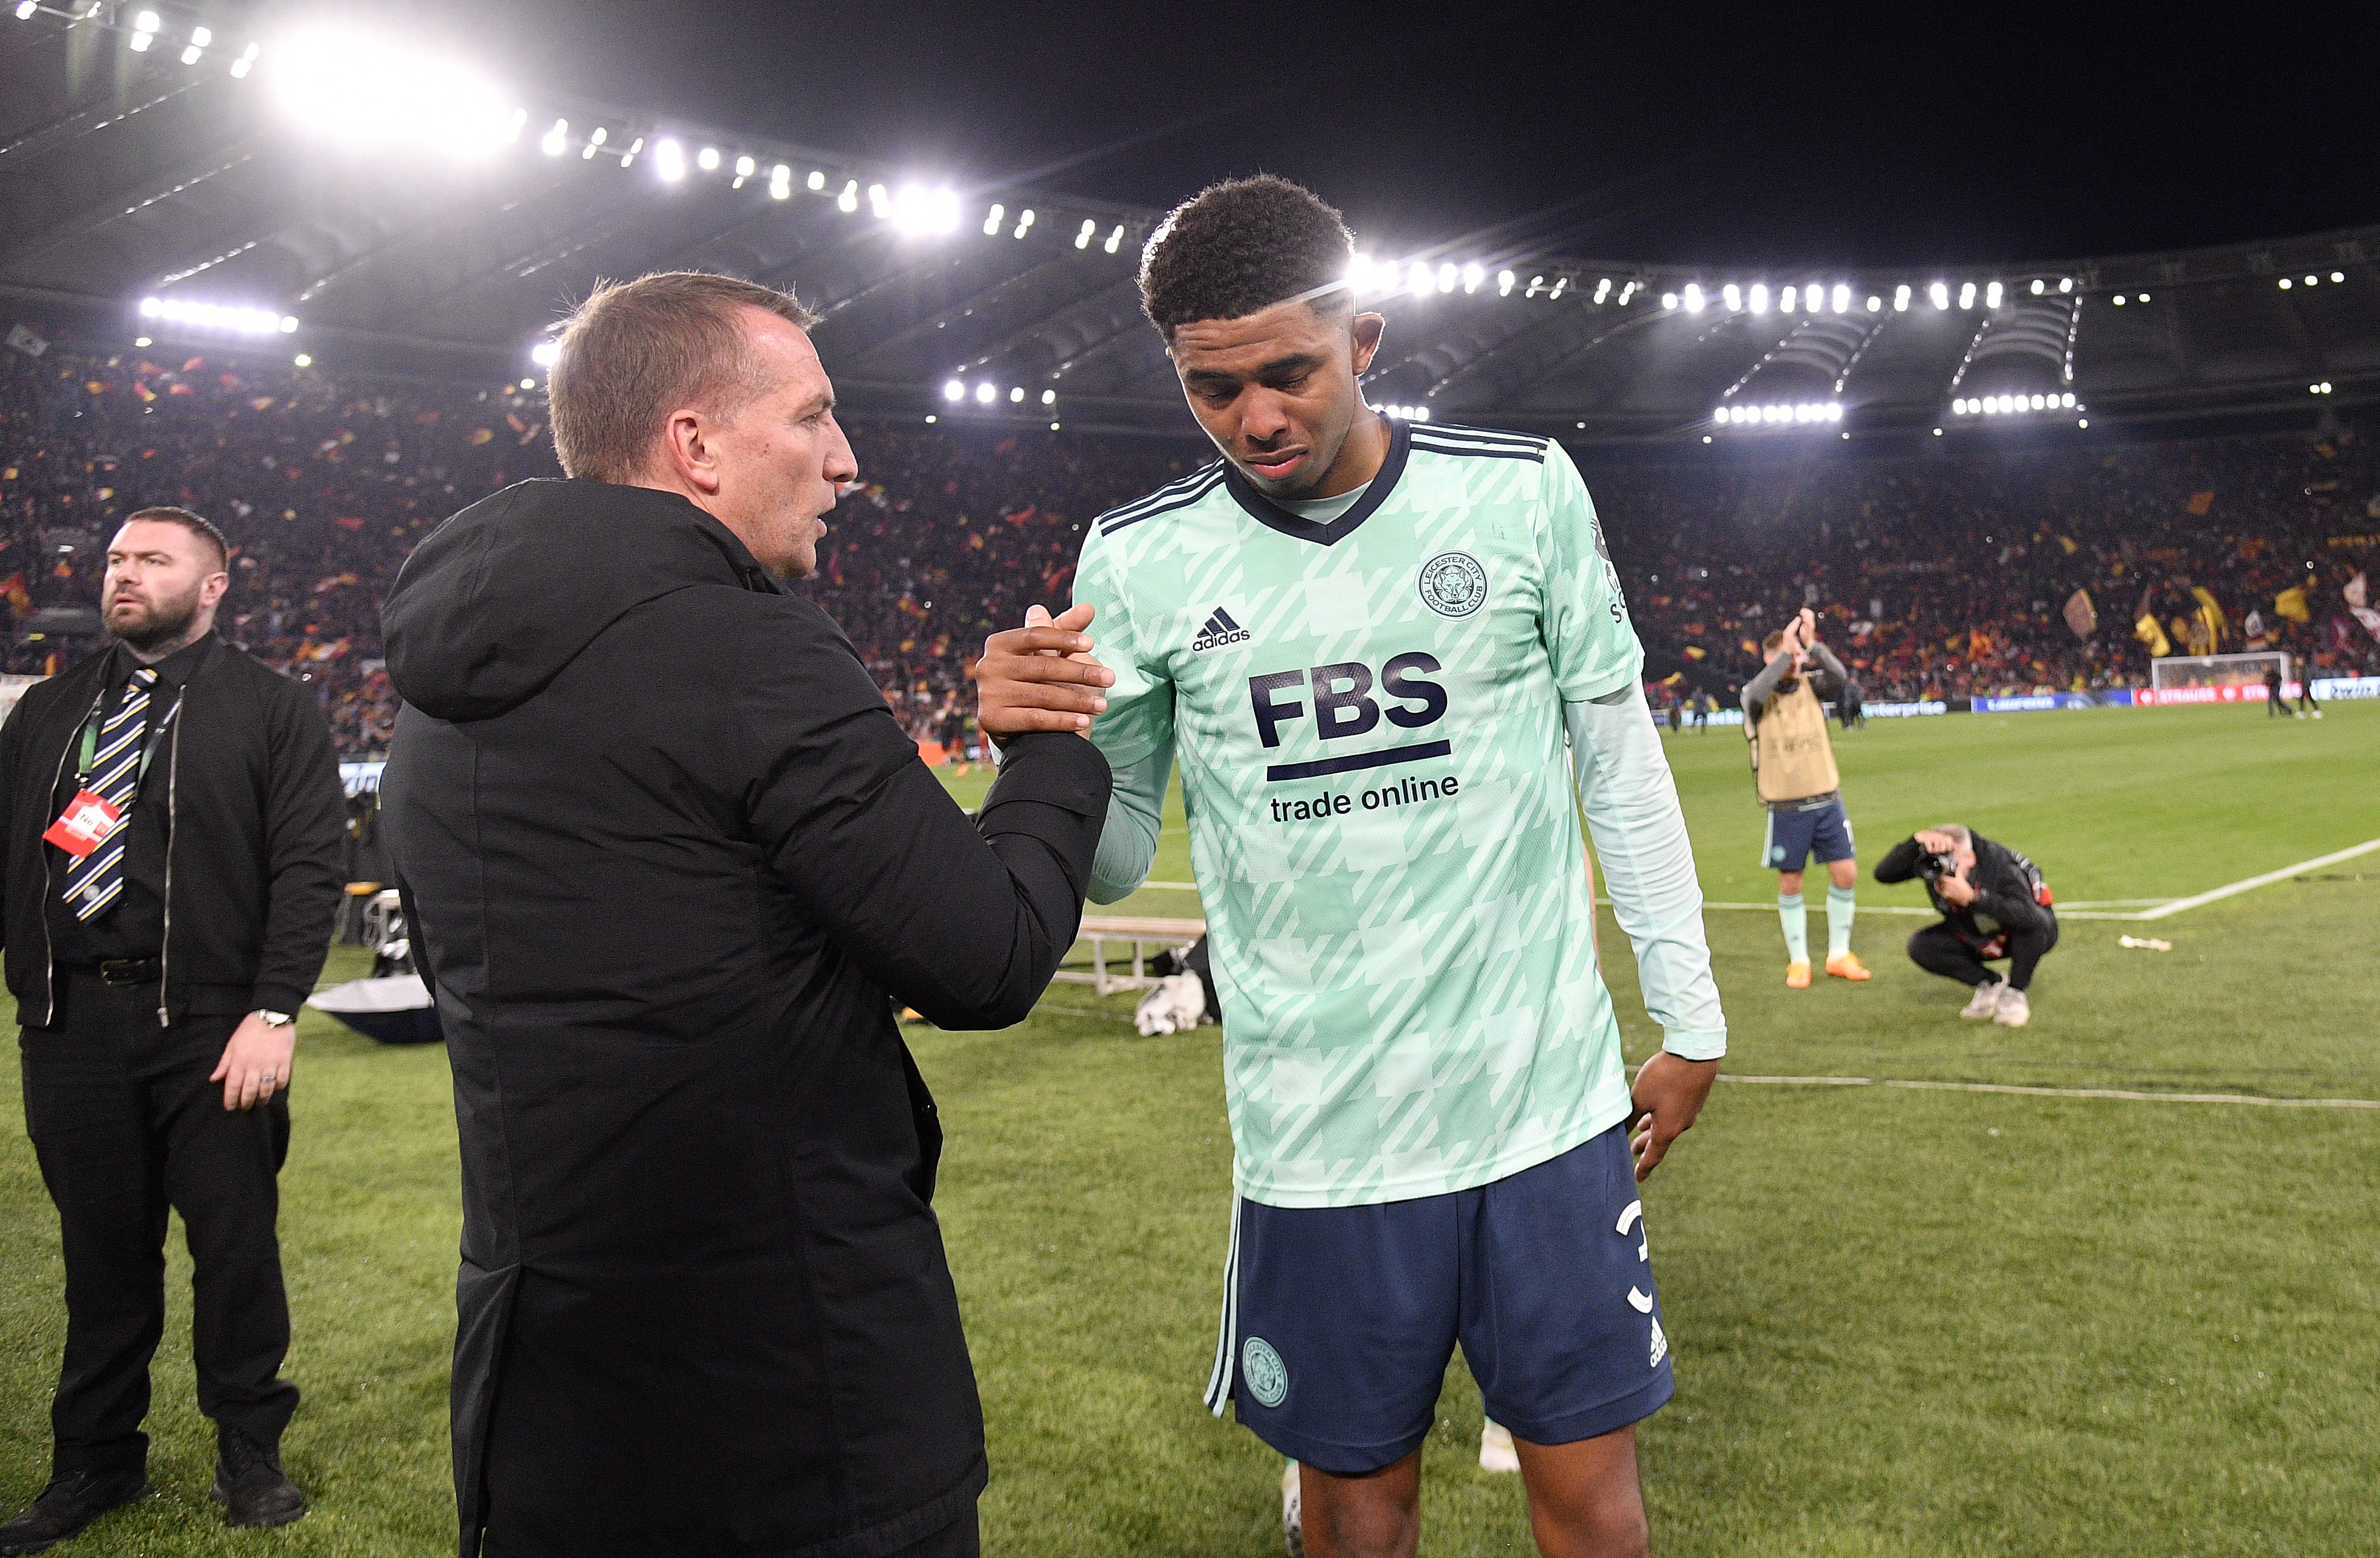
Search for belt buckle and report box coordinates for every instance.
[98,960,153,986]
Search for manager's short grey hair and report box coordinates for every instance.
[547,271,820,483]
[1934,824,1973,849]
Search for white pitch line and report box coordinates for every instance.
[1702,838,2378,923]
[1722,1074,2380,1109]
[2131,837,2380,920]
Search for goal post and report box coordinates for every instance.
[2150,651,2290,691]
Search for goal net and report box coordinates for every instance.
[2150,651,2290,691]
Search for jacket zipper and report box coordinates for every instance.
[158,709,180,1028]
[35,690,103,1028]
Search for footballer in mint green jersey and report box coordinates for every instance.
[1040,175,1724,1547]
[1075,418,1645,1207]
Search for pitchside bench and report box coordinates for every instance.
[1062,916,1206,997]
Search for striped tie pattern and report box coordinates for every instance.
[60,667,157,922]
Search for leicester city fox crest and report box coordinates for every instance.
[1418,551,1488,618]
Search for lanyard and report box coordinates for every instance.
[75,686,182,801]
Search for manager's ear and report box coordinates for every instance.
[658,408,724,497]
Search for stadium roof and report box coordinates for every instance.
[4,6,2376,447]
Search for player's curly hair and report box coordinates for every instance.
[1139,175,1354,340]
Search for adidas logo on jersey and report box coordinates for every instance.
[1192,607,1249,652]
[1649,1315,1669,1370]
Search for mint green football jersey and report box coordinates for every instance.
[1072,419,1646,1208]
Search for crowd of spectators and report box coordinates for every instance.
[3,338,2373,757]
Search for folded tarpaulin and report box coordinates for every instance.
[307,973,442,1045]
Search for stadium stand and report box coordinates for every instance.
[4,344,2374,755]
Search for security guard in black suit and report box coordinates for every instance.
[0,508,345,1554]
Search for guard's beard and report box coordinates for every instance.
[113,586,203,655]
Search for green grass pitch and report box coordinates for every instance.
[2,702,2373,1555]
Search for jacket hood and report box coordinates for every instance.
[383,479,781,722]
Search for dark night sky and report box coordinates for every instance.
[371,2,2373,268]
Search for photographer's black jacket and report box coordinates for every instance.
[0,634,346,1026]
[380,479,1110,1558]
[1876,831,2054,944]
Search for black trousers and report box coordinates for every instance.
[17,974,298,1476]
[1907,918,2058,993]
[482,1504,978,1558]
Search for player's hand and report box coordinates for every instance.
[975,603,1112,742]
[211,1013,295,1112]
[1629,1051,1719,1183]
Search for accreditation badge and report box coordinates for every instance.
[43,790,124,858]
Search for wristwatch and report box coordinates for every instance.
[257,1010,295,1028]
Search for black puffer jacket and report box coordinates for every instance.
[379,479,1109,1558]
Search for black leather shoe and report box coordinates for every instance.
[0,1468,151,1555]
[211,1432,306,1530]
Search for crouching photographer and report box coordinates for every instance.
[1874,825,2057,1027]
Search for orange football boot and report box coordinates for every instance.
[1785,960,1812,989]
[1825,953,1872,982]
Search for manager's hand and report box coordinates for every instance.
[976,602,1114,742]
[1629,1051,1719,1183]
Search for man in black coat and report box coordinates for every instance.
[1875,824,2058,1028]
[0,508,345,1552]
[379,273,1115,1558]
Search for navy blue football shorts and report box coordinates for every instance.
[1762,796,1855,873]
[1204,1123,1675,1474]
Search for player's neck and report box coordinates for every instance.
[1301,409,1390,501]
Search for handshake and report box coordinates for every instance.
[973,602,1119,742]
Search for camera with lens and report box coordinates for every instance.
[1916,849,1958,884]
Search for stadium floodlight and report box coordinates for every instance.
[1867,295,1881,312]
[1660,292,1678,310]
[1831,283,1850,313]
[294,353,311,367]
[1781,285,1798,313]
[892,186,961,236]
[1722,283,1741,312]
[1014,208,1034,238]
[138,296,301,336]
[806,169,825,190]
[14,3,36,19]
[129,26,152,49]
[2061,392,2075,407]
[1952,398,1967,414]
[771,164,791,199]
[975,381,997,404]
[983,202,1004,235]
[2332,270,2346,282]
[1985,280,2002,308]
[1748,283,1769,314]
[192,24,211,45]
[2138,292,2150,302]
[540,118,568,156]
[1462,262,1483,294]
[2058,278,2073,292]
[696,146,720,171]
[1682,283,1704,313]
[1436,262,1456,293]
[267,28,515,157]
[2277,278,2292,290]
[180,43,201,63]
[837,180,858,212]
[734,154,755,179]
[2112,294,2125,306]
[1075,218,1095,249]
[1548,275,1568,299]
[867,184,890,218]
[942,379,965,402]
[2030,279,2045,296]
[1009,386,1025,403]
[1041,389,1056,405]
[1104,224,1124,254]
[1894,283,1911,311]
[1957,281,1976,309]
[1929,282,1949,309]
[1498,269,1515,297]
[530,341,560,367]
[1593,276,1611,304]
[657,139,686,181]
